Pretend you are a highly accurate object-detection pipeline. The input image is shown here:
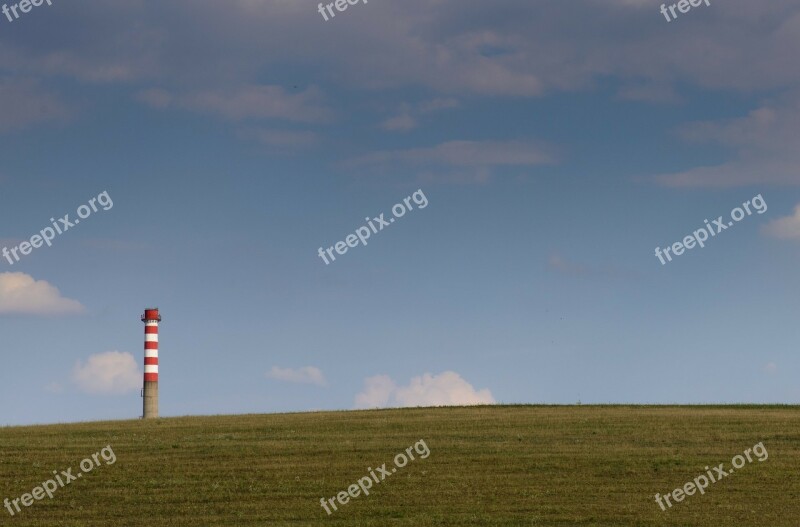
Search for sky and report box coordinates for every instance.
[1,0,799,426]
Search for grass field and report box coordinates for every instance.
[1,405,798,526]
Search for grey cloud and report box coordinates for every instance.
[0,78,69,133]
[136,84,334,124]
[3,0,798,96]
[655,93,800,187]
[380,98,459,132]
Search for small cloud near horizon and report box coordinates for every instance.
[266,366,327,386]
[355,371,495,409]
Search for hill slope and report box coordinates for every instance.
[0,406,798,526]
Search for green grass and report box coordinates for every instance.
[1,405,798,526]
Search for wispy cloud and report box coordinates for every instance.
[138,84,334,124]
[348,139,557,183]
[380,98,459,132]
[380,113,416,132]
[135,88,172,109]
[266,366,326,386]
[0,79,70,133]
[655,95,800,187]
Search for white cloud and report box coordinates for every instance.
[72,351,141,395]
[266,366,326,386]
[763,204,800,240]
[0,273,85,315]
[355,371,495,409]
[354,374,397,408]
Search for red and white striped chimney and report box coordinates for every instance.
[141,308,161,419]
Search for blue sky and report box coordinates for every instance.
[1,0,799,426]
